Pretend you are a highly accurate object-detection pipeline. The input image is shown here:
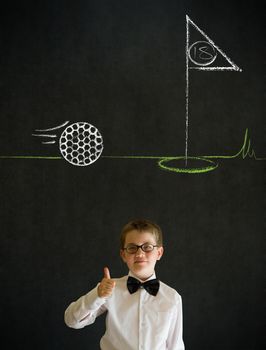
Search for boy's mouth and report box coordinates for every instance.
[134,260,147,264]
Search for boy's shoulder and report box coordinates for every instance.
[159,279,182,301]
[113,275,128,283]
[111,275,128,288]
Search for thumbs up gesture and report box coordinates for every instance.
[97,267,116,298]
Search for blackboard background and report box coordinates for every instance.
[0,1,265,349]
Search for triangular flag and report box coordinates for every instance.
[186,15,242,71]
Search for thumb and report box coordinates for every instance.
[103,267,111,279]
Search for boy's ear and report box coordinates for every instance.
[157,246,164,260]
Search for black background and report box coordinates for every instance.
[0,1,265,349]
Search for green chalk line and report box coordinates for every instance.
[103,129,266,161]
[203,129,266,161]
[103,129,266,173]
[0,129,265,174]
[0,156,61,159]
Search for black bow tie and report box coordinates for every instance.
[127,276,160,296]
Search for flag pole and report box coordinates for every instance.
[185,15,190,167]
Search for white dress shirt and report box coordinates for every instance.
[64,272,185,350]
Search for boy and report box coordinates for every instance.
[64,219,185,350]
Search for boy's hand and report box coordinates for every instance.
[97,267,116,298]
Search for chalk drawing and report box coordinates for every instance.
[188,41,217,66]
[1,16,264,173]
[185,15,242,166]
[32,133,57,145]
[32,121,71,145]
[32,121,104,166]
[34,120,70,132]
[103,129,266,173]
[59,122,104,166]
[0,128,265,173]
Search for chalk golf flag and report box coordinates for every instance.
[186,15,242,71]
[185,15,242,162]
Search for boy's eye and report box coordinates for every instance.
[127,245,137,253]
[142,244,154,251]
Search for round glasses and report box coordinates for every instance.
[123,243,158,254]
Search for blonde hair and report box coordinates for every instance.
[120,219,163,249]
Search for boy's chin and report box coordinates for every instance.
[131,266,155,280]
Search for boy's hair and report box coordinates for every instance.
[120,219,163,249]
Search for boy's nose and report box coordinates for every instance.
[135,247,145,257]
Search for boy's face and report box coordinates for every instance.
[120,229,164,280]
